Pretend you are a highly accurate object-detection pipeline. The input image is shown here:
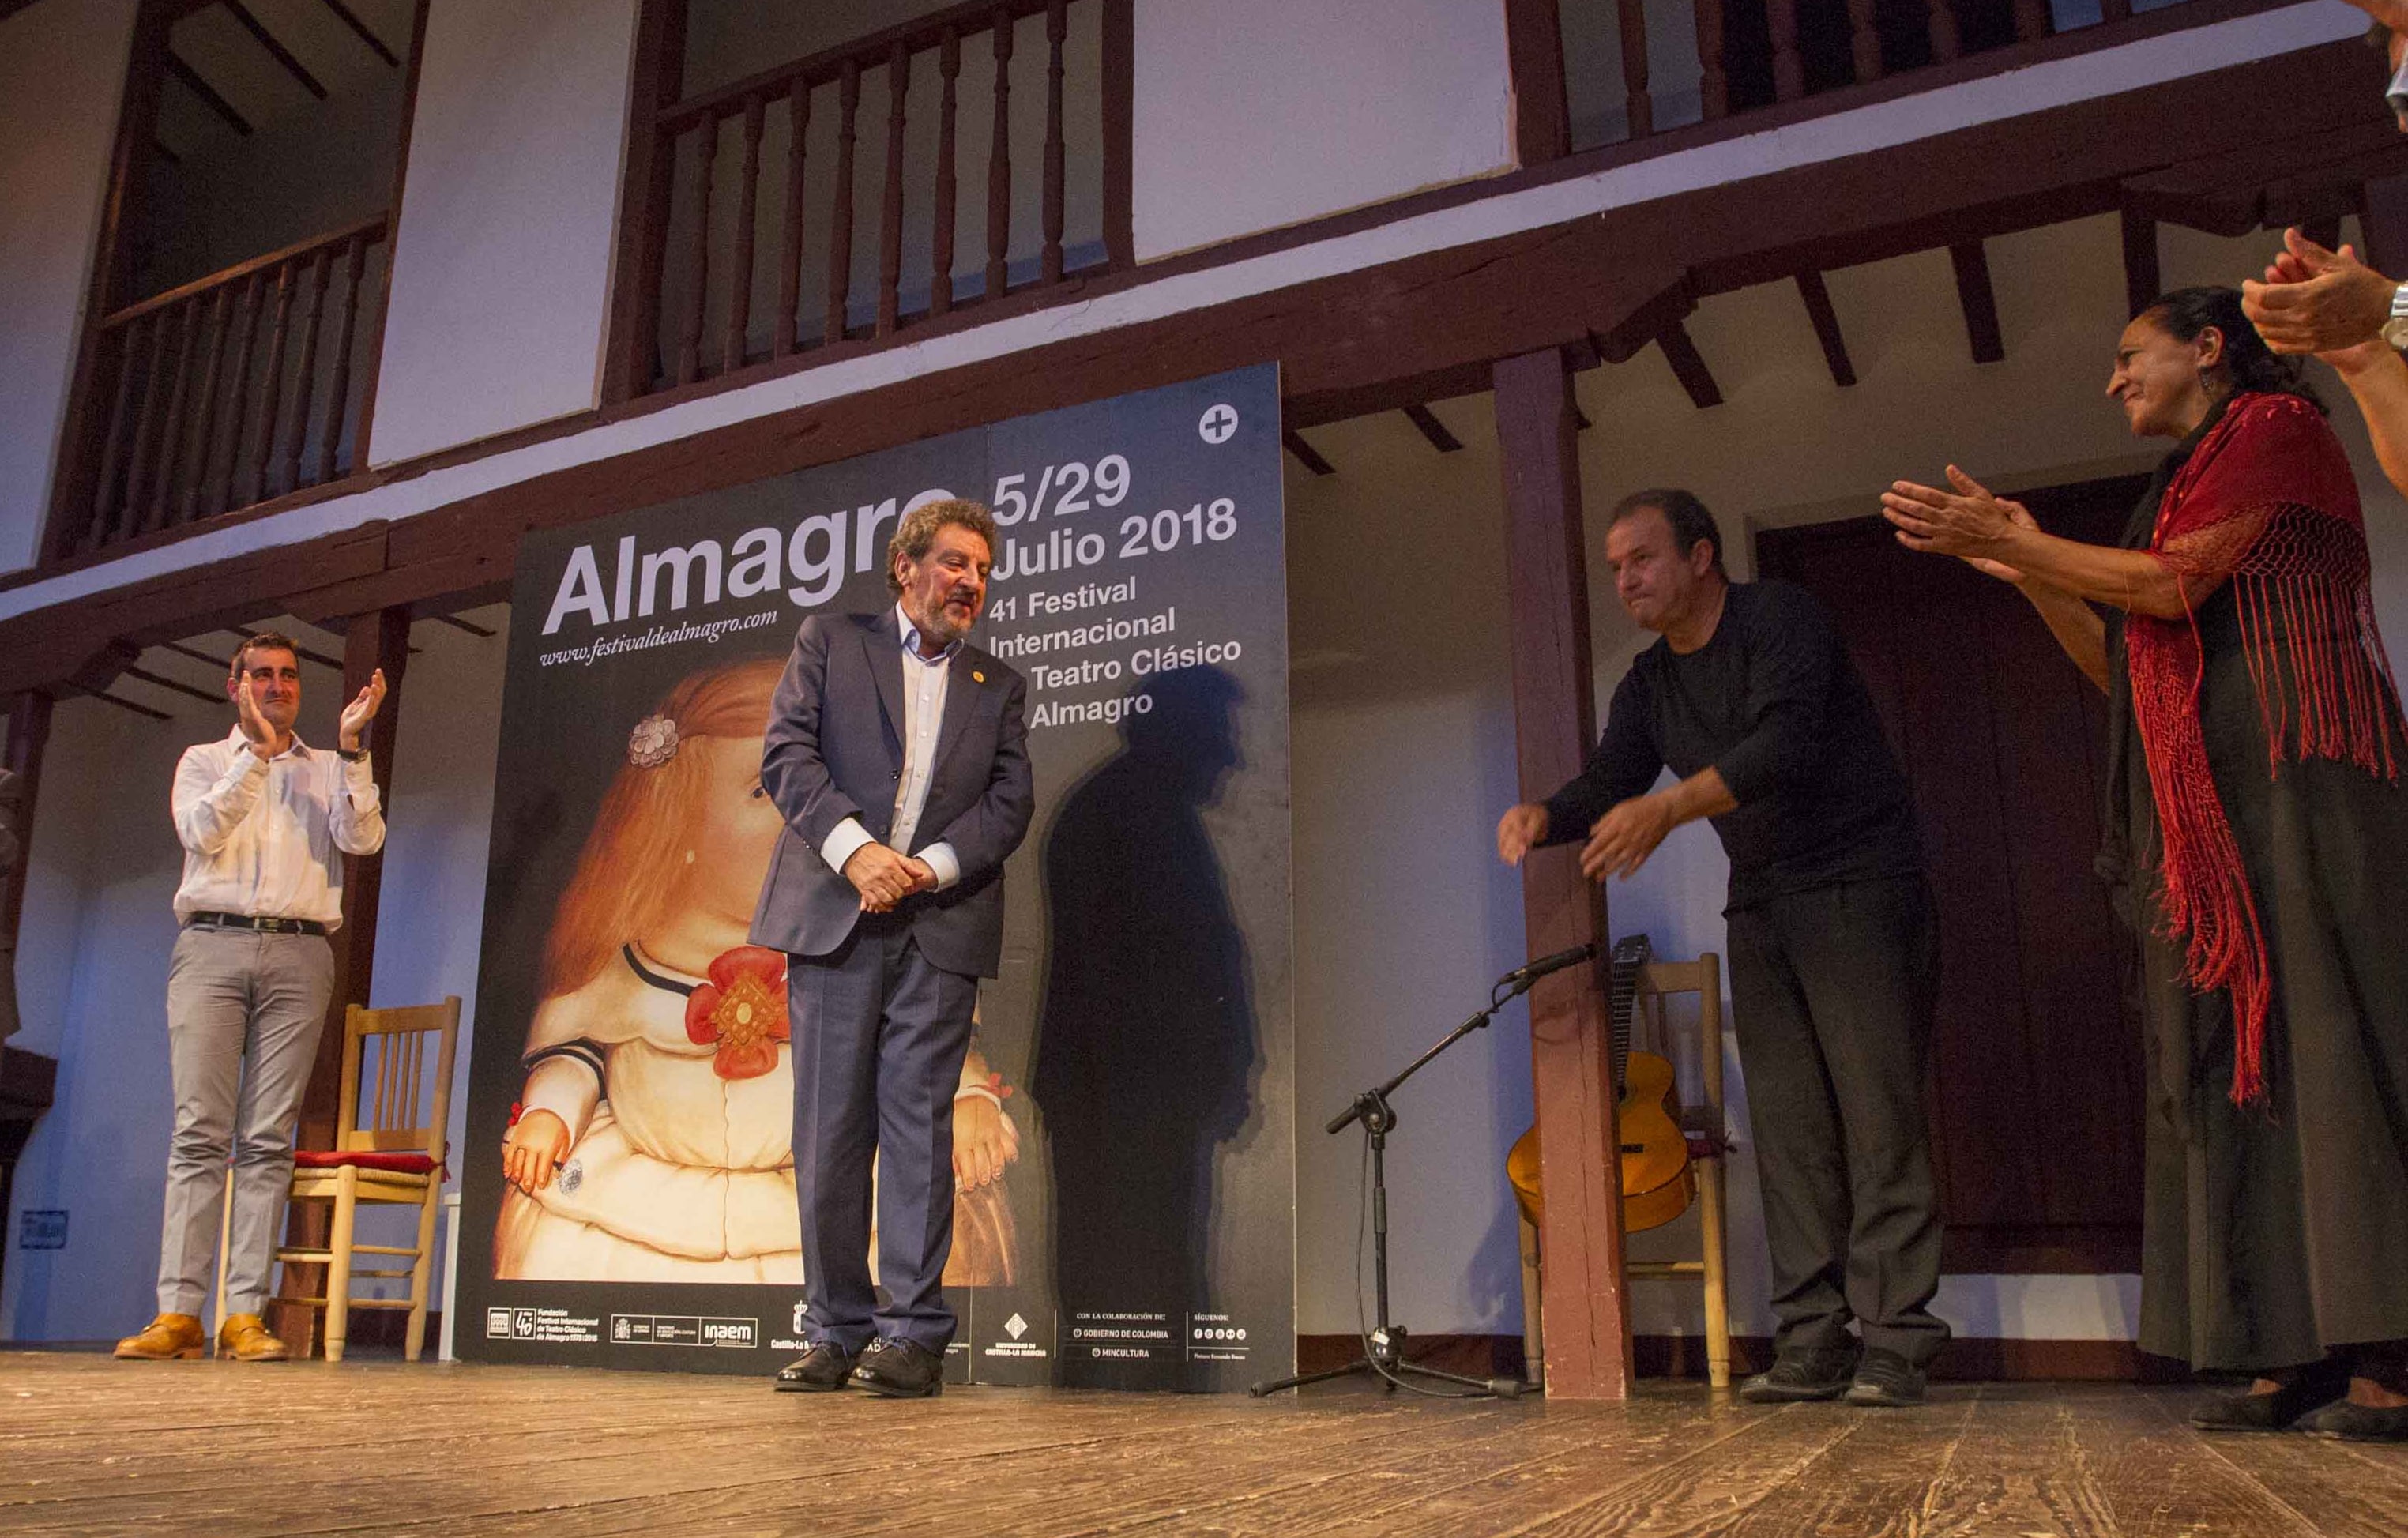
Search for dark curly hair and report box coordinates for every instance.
[2136,285,2325,415]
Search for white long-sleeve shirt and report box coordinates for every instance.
[171,728,386,926]
[815,605,962,889]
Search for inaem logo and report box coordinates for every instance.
[1005,1313,1029,1341]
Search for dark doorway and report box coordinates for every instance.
[1756,475,2147,1273]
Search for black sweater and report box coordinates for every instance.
[1542,580,1922,910]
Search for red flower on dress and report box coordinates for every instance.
[684,946,789,1081]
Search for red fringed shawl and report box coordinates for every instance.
[2128,393,2406,1104]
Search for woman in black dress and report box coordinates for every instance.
[1882,287,2408,1441]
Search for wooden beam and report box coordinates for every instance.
[313,0,400,66]
[432,613,495,638]
[150,137,182,166]
[224,1,329,99]
[1502,0,1571,166]
[2298,213,2344,252]
[166,53,253,136]
[1281,429,1334,476]
[227,624,341,671]
[1657,322,1722,408]
[1401,403,1462,453]
[0,695,53,1025]
[63,685,169,722]
[1493,346,1629,1401]
[1100,0,1134,269]
[2119,208,2160,318]
[2361,172,2408,277]
[1794,271,1856,387]
[1950,239,2004,364]
[120,664,223,706]
[161,639,231,671]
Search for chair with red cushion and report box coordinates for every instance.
[218,998,460,1361]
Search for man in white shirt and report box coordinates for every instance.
[115,633,387,1363]
[751,500,1032,1397]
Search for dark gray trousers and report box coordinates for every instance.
[788,916,976,1356]
[1725,874,1948,1367]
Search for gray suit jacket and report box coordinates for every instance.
[749,611,1033,977]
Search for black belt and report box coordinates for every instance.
[186,911,329,937]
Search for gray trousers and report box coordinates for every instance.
[789,916,976,1355]
[1725,874,1949,1367]
[156,927,333,1316]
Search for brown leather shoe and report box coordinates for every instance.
[216,1314,291,1362]
[114,1313,205,1360]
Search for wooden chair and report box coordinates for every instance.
[220,997,459,1362]
[1516,956,1733,1389]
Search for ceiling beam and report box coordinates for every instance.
[1793,271,1856,388]
[1949,239,2004,364]
[433,613,497,637]
[225,0,330,99]
[151,137,182,166]
[122,664,224,706]
[1282,429,1335,476]
[227,625,341,671]
[1401,403,1462,453]
[166,53,253,136]
[65,684,170,722]
[314,0,401,66]
[162,639,231,672]
[1657,322,1722,409]
[2119,208,2160,318]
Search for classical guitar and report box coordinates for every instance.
[1507,934,1695,1234]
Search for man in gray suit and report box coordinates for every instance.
[752,497,1033,1398]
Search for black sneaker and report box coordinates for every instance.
[1842,1348,1926,1407]
[852,1337,945,1398]
[773,1342,857,1393]
[1738,1349,1858,1404]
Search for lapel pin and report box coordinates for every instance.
[973,670,986,683]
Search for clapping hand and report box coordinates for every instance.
[1881,465,2028,566]
[2241,229,2397,358]
[235,675,277,758]
[337,668,387,753]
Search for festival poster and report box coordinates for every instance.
[453,364,1295,1390]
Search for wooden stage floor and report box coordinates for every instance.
[1,1351,2402,1536]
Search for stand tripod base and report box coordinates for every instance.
[1247,1327,1528,1399]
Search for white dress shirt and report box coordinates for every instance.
[171,728,386,926]
[817,606,963,889]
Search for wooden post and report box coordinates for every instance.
[1099,0,1133,270]
[0,695,54,986]
[603,0,688,400]
[1502,0,1571,166]
[2362,172,2408,279]
[272,607,408,1354]
[1492,348,1631,1401]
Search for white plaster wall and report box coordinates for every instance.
[0,0,141,577]
[1131,0,1517,261]
[367,0,643,467]
[0,614,504,1342]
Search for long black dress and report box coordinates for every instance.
[2100,398,2408,1372]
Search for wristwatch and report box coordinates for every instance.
[2384,283,2408,352]
[336,746,367,762]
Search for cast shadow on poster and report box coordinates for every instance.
[1033,666,1258,1317]
[489,656,1020,1287]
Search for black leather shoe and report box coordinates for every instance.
[773,1343,857,1393]
[852,1337,945,1398]
[2297,1397,2408,1442]
[1843,1348,1927,1408]
[2189,1362,2347,1432]
[1738,1348,1858,1404]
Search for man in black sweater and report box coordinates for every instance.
[1497,490,1946,1407]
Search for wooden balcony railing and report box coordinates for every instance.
[62,216,391,561]
[1561,0,2170,151]
[614,0,1131,402]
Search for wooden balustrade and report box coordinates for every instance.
[1551,0,2142,150]
[623,0,1127,399]
[67,216,389,559]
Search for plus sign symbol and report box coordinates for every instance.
[1198,402,1240,445]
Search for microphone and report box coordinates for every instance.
[1501,942,1597,987]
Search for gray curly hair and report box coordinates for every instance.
[886,497,999,593]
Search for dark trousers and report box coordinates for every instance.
[1725,874,1948,1367]
[788,916,977,1355]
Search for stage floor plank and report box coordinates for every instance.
[0,1352,2399,1536]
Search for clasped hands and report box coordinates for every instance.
[1497,794,1677,882]
[843,840,937,912]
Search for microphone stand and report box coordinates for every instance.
[1248,957,1582,1399]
